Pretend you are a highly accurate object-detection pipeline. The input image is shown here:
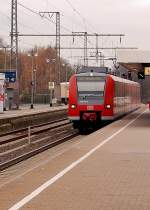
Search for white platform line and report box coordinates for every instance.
[8,109,147,210]
[0,140,82,189]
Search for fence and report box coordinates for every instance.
[20,94,54,104]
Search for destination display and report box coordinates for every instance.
[77,76,106,81]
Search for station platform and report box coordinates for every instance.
[0,105,150,210]
[0,104,67,120]
[0,104,67,133]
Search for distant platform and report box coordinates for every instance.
[0,104,67,120]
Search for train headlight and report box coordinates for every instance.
[71,104,76,109]
[106,104,111,109]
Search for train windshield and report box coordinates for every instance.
[77,76,106,105]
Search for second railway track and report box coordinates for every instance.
[0,118,69,145]
[0,119,79,171]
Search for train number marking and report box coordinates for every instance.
[87,106,94,110]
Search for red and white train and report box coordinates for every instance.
[68,67,141,129]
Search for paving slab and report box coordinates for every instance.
[0,104,67,120]
[0,106,150,210]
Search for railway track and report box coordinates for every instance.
[0,119,79,171]
[0,118,69,145]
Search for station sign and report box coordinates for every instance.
[5,71,16,83]
[144,67,150,76]
[0,71,16,83]
[48,82,54,90]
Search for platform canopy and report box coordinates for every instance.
[116,50,150,73]
[117,50,150,63]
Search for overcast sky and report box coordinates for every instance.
[0,0,150,65]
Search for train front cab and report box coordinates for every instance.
[68,73,114,128]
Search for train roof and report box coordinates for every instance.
[110,75,140,85]
[76,72,106,77]
[79,66,109,74]
[72,72,140,86]
[76,66,139,85]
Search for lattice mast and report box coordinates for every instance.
[11,0,18,74]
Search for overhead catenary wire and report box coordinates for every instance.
[18,2,96,50]
[0,10,46,52]
[1,0,126,66]
[44,0,92,34]
[17,1,96,48]
[18,1,71,33]
[63,0,102,49]
[0,10,44,51]
[41,0,96,47]
[17,1,92,52]
[64,0,97,33]
[0,4,43,36]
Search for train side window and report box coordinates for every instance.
[115,81,119,97]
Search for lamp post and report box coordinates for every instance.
[62,63,69,105]
[31,69,37,109]
[28,51,38,109]
[46,58,55,107]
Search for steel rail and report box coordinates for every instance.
[0,129,79,171]
[0,118,69,145]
